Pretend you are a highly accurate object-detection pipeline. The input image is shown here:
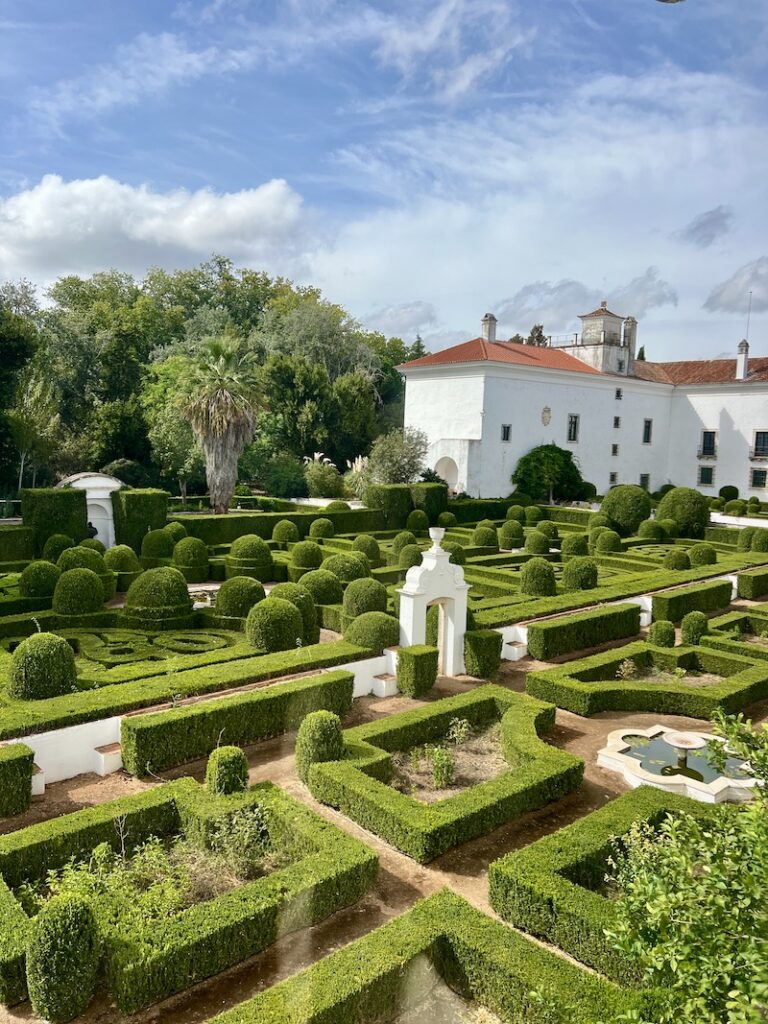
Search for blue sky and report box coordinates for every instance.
[1,0,767,359]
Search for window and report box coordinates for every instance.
[639,474,650,491]
[618,359,625,373]
[643,419,653,444]
[501,424,511,442]
[698,466,714,487]
[612,444,619,456]
[752,469,767,489]
[700,430,716,457]
[754,431,768,457]
[567,414,580,443]
[609,472,618,486]
[613,416,621,429]
[615,388,623,400]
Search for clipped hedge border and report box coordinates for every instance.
[169,509,384,546]
[700,609,768,663]
[0,778,377,1013]
[526,603,641,661]
[208,888,657,1024]
[527,640,768,717]
[0,743,34,818]
[489,787,708,985]
[307,685,583,863]
[20,489,87,556]
[111,489,170,554]
[737,565,768,599]
[651,577,732,622]
[121,669,354,776]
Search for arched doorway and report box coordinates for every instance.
[434,456,459,491]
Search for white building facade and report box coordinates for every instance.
[401,306,768,499]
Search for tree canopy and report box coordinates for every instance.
[511,443,586,502]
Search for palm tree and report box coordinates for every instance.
[183,339,258,513]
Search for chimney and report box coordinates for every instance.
[623,316,638,369]
[736,339,749,381]
[481,313,497,343]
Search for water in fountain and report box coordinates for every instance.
[620,733,751,784]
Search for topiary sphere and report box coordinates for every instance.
[325,500,351,512]
[246,597,303,652]
[26,893,99,1023]
[309,517,334,539]
[595,530,622,553]
[524,506,544,525]
[536,520,558,540]
[173,536,208,566]
[291,540,324,569]
[398,543,423,569]
[638,519,664,541]
[57,545,107,575]
[561,556,598,591]
[323,553,370,582]
[295,710,344,783]
[590,513,611,530]
[505,505,525,523]
[681,610,708,646]
[657,518,679,539]
[737,527,757,551]
[655,487,710,539]
[270,582,319,645]
[520,557,556,597]
[79,538,106,555]
[141,529,175,559]
[600,484,652,537]
[477,519,497,531]
[499,521,524,549]
[9,632,77,701]
[437,511,457,528]
[272,519,300,546]
[406,509,429,534]
[664,549,691,571]
[725,499,747,516]
[392,531,418,556]
[299,568,344,606]
[442,541,466,565]
[205,745,248,795]
[560,533,588,557]
[751,529,768,553]
[42,533,75,563]
[649,620,676,648]
[524,530,549,554]
[472,525,498,549]
[588,526,609,552]
[719,485,739,503]
[52,568,104,615]
[125,566,191,613]
[343,611,400,651]
[343,577,388,618]
[230,534,272,563]
[163,521,188,543]
[689,543,717,566]
[710,497,725,511]
[19,560,61,599]
[215,575,265,617]
[353,535,380,563]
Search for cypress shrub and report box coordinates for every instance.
[295,710,344,783]
[477,518,497,531]
[269,583,319,645]
[392,530,418,556]
[681,610,708,646]
[57,545,107,575]
[309,517,334,539]
[398,544,423,569]
[499,520,524,549]
[172,536,209,582]
[437,511,457,528]
[724,499,747,516]
[536,520,558,540]
[215,576,265,617]
[600,484,652,537]
[42,533,75,563]
[323,552,370,582]
[689,543,717,566]
[343,577,387,618]
[52,568,104,615]
[343,611,400,651]
[352,535,380,564]
[396,645,439,697]
[657,518,679,539]
[649,620,675,647]
[124,566,192,621]
[245,597,304,652]
[561,556,598,591]
[524,531,549,554]
[230,534,272,562]
[561,533,588,557]
[520,557,556,596]
[103,544,142,592]
[9,632,77,701]
[205,745,248,795]
[291,540,324,569]
[300,569,343,606]
[590,513,611,530]
[19,560,61,598]
[664,549,691,571]
[26,895,99,1023]
[406,509,429,535]
[272,519,300,547]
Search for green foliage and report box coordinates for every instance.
[19,560,61,598]
[535,519,558,540]
[664,548,691,571]
[308,517,334,538]
[561,556,598,591]
[42,533,75,562]
[395,645,439,697]
[343,611,400,651]
[269,582,318,645]
[751,528,768,552]
[652,579,731,623]
[295,710,345,783]
[397,543,422,568]
[246,596,304,652]
[441,541,465,565]
[141,528,175,559]
[0,743,34,817]
[526,604,640,661]
[352,534,380,564]
[324,500,351,512]
[304,460,345,499]
[649,619,676,647]
[638,518,664,540]
[125,566,191,615]
[512,444,586,502]
[342,577,387,619]
[79,538,106,554]
[688,542,717,566]
[594,529,621,553]
[9,632,77,701]
[261,453,308,498]
[464,629,503,678]
[736,566,768,600]
[737,526,757,551]
[724,498,747,515]
[719,485,739,502]
[410,482,448,524]
[291,540,323,569]
[52,568,104,616]
[363,483,414,528]
[658,517,679,539]
[428,745,455,788]
[230,534,272,561]
[471,525,498,549]
[391,530,417,556]
[271,519,300,547]
[524,530,549,554]
[505,504,525,523]
[205,745,248,795]
[103,544,142,592]
[111,489,170,554]
[215,576,265,617]
[323,552,369,582]
[366,427,428,485]
[560,533,588,557]
[406,508,429,534]
[600,485,652,537]
[21,488,87,556]
[520,557,556,596]
[499,520,524,548]
[26,894,99,1023]
[681,610,708,645]
[655,487,710,539]
[172,537,209,582]
[299,568,343,606]
[164,520,188,543]
[525,505,544,525]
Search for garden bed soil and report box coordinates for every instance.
[390,724,509,804]
[629,670,724,690]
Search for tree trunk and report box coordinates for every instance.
[179,478,187,506]
[17,451,26,493]
[201,426,247,514]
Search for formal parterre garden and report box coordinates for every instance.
[0,481,766,1023]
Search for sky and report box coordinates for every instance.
[1,0,767,360]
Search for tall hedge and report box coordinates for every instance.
[0,744,34,817]
[111,488,170,554]
[362,484,413,529]
[21,488,87,556]
[25,894,99,1023]
[409,483,448,524]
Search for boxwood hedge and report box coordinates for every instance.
[526,603,641,661]
[0,743,34,818]
[651,577,732,622]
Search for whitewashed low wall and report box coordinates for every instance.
[710,512,767,530]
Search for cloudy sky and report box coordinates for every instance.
[1,0,767,359]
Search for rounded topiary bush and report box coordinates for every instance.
[42,533,75,563]
[272,520,300,547]
[124,566,192,623]
[710,497,724,511]
[353,535,380,563]
[442,541,466,565]
[600,485,652,537]
[657,518,679,539]
[343,611,400,651]
[392,531,418,556]
[325,500,351,512]
[524,506,544,526]
[19,560,61,599]
[751,529,768,553]
[737,527,757,551]
[323,552,369,582]
[205,745,248,795]
[215,575,265,618]
[535,520,558,540]
[560,533,588,557]
[681,610,708,646]
[649,620,676,648]
[79,538,106,554]
[141,529,175,560]
[230,534,271,562]
[343,577,387,619]
[595,530,622,553]
[270,582,319,645]
[655,487,710,539]
[588,526,609,552]
[505,505,525,523]
[406,509,429,535]
[524,530,549,554]
[103,544,142,592]
[9,632,77,701]
[689,543,717,566]
[590,513,611,530]
[295,710,344,783]
[172,537,209,582]
[520,557,556,597]
[664,549,691,571]
[725,499,747,516]
[309,517,334,539]
[299,569,343,606]
[561,556,598,591]
[499,521,524,549]
[52,568,104,616]
[245,597,303,652]
[164,521,188,544]
[477,519,496,531]
[638,519,664,541]
[57,545,107,575]
[437,511,457,528]
[26,894,99,1024]
[398,543,423,569]
[471,525,498,549]
[291,540,324,570]
[719,485,739,503]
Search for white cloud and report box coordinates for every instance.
[704,257,768,314]
[676,205,734,248]
[610,268,678,319]
[363,300,437,336]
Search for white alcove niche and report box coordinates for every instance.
[56,472,124,548]
[397,527,470,676]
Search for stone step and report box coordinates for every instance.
[372,672,398,698]
[93,742,123,777]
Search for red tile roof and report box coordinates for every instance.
[635,358,768,385]
[579,305,624,319]
[398,337,603,375]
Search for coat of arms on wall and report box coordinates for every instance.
[541,406,551,426]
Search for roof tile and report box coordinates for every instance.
[399,337,603,375]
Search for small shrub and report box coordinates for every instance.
[600,484,652,537]
[751,529,768,552]
[291,540,324,569]
[305,461,345,499]
[19,560,61,598]
[524,506,544,525]
[560,533,588,557]
[26,894,99,1024]
[561,556,598,591]
[657,518,679,539]
[172,537,209,579]
[352,534,380,563]
[343,611,400,651]
[638,519,664,541]
[595,530,621,553]
[437,511,457,527]
[42,533,75,563]
[429,746,455,788]
[681,610,708,645]
[309,517,334,539]
[104,544,141,573]
[323,552,370,582]
[520,557,556,596]
[206,745,248,794]
[141,528,175,559]
[343,577,387,618]
[737,527,757,551]
[396,645,439,697]
[499,520,524,548]
[299,568,343,605]
[295,710,344,782]
[392,530,418,556]
[649,620,676,647]
[524,530,549,554]
[615,658,638,680]
[125,566,191,612]
[406,509,429,535]
[447,717,472,745]
[163,521,188,543]
[245,597,304,652]
[57,545,107,575]
[535,520,558,541]
[505,505,525,523]
[215,575,265,617]
[655,487,710,538]
[590,513,611,530]
[52,568,104,615]
[398,543,423,569]
[724,498,747,516]
[664,549,691,571]
[442,541,465,565]
[269,582,319,645]
[9,632,77,700]
[230,534,272,564]
[477,518,497,531]
[689,543,717,566]
[464,628,503,678]
[324,500,351,512]
[719,485,739,502]
[79,538,106,554]
[272,519,300,547]
[471,525,498,549]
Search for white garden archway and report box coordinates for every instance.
[434,456,459,491]
[56,472,124,548]
[397,527,470,675]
